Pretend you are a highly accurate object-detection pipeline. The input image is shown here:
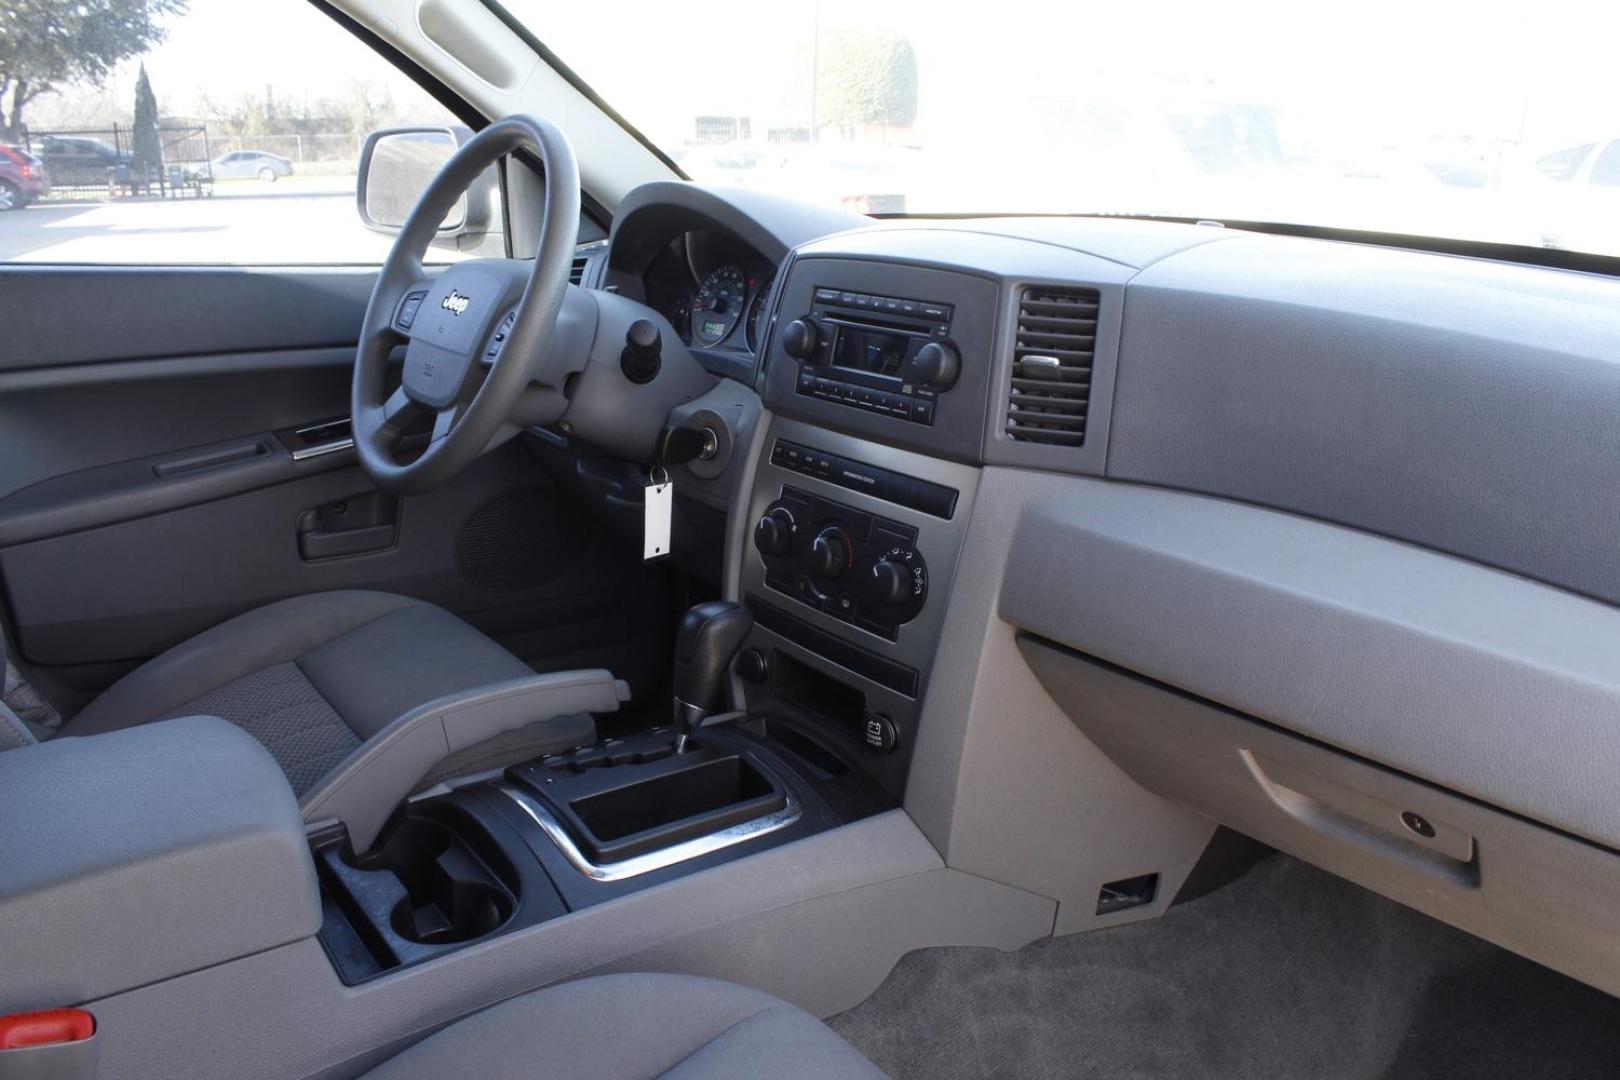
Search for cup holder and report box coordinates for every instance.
[349,815,516,946]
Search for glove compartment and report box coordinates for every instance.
[1019,635,1620,999]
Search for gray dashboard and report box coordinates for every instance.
[739,204,1620,610]
[619,181,1620,855]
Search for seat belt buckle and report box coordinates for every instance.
[0,1009,98,1080]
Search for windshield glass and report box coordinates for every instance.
[498,0,1620,259]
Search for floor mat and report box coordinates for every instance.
[829,855,1620,1079]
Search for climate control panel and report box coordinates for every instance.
[753,486,928,639]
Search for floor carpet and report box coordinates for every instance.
[829,854,1620,1079]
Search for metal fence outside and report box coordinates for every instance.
[21,125,215,200]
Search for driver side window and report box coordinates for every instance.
[0,0,504,265]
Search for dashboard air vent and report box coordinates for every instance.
[1005,286,1099,447]
[569,255,590,286]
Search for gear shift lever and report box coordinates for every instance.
[671,601,754,752]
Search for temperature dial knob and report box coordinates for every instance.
[810,527,851,578]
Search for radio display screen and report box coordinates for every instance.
[830,326,908,379]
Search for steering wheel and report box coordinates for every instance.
[351,115,580,495]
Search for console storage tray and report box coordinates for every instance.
[507,733,789,864]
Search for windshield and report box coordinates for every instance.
[498,0,1620,259]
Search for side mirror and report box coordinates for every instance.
[356,125,500,251]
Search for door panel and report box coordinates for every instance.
[0,266,379,372]
[2,447,615,662]
[0,266,665,701]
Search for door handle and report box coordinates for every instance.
[297,492,399,561]
[298,523,395,560]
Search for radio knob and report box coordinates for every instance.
[914,340,961,390]
[753,508,794,557]
[810,531,849,578]
[782,318,821,361]
[872,559,911,605]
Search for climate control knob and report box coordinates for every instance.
[810,528,850,578]
[913,340,961,390]
[781,318,821,361]
[871,559,911,606]
[753,508,794,557]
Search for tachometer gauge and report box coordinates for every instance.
[666,292,692,340]
[746,273,775,353]
[692,264,747,346]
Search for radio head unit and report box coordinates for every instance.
[782,288,960,427]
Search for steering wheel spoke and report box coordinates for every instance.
[376,385,427,447]
[431,402,464,444]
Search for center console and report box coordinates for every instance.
[311,596,870,986]
[737,254,996,800]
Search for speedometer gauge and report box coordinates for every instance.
[692,264,747,346]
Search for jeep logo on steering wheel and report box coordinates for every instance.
[440,290,471,316]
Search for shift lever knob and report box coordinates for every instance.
[672,600,754,752]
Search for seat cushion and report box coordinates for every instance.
[361,973,887,1080]
[59,591,593,796]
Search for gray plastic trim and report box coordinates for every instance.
[903,466,1216,933]
[77,810,1054,1080]
[996,470,1620,852]
[1107,231,1620,609]
[301,670,625,852]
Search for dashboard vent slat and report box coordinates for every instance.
[1006,286,1100,447]
[569,255,590,286]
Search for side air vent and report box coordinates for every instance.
[569,255,590,285]
[1005,286,1100,447]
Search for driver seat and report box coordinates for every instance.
[9,590,596,799]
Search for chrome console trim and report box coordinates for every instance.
[499,783,802,883]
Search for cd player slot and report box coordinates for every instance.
[821,312,935,335]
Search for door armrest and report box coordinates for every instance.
[299,669,628,853]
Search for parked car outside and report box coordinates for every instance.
[210,149,294,181]
[36,135,130,187]
[0,145,49,210]
[1496,137,1620,252]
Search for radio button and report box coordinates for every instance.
[833,459,885,498]
[814,287,840,303]
[911,399,936,425]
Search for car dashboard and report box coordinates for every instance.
[577,179,1620,1000]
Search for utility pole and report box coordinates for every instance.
[809,1,820,143]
